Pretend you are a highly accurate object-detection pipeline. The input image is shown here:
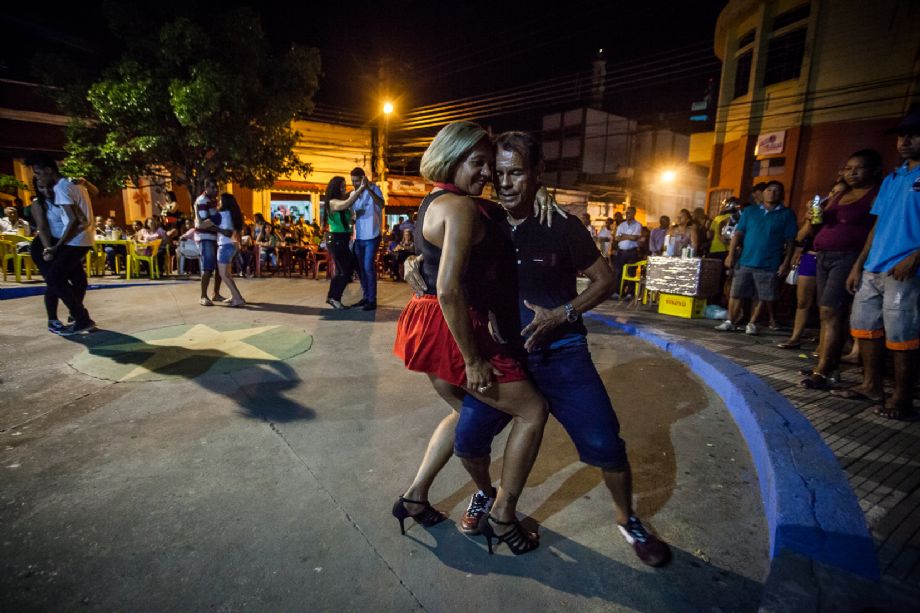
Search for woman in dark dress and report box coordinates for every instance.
[393,121,547,554]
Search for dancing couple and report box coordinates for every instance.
[392,122,671,565]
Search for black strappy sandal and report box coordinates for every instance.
[479,515,539,555]
[391,496,447,535]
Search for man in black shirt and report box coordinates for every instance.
[428,132,671,566]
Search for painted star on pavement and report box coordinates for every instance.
[119,323,281,381]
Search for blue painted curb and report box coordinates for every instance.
[0,281,189,300]
[586,312,879,580]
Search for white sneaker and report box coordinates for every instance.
[199,297,213,307]
[714,320,738,331]
[745,322,759,335]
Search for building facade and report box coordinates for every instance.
[700,0,920,215]
[0,78,387,226]
[541,106,707,225]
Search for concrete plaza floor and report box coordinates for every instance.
[1,277,768,611]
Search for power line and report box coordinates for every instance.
[393,60,721,130]
[404,45,716,118]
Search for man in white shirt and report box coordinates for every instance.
[348,167,385,310]
[613,206,643,299]
[0,206,32,236]
[27,155,97,334]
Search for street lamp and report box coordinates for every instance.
[376,101,395,210]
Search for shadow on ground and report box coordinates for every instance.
[243,301,402,322]
[401,520,763,611]
[63,329,315,423]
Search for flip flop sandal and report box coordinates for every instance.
[830,388,882,403]
[777,341,802,349]
[799,367,814,376]
[871,403,916,421]
[800,373,830,390]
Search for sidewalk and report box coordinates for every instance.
[593,298,920,601]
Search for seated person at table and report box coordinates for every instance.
[1,206,32,237]
[127,220,144,238]
[136,216,169,273]
[238,224,255,277]
[176,226,200,275]
[391,228,415,281]
[258,223,280,270]
[1,206,33,257]
[101,218,127,273]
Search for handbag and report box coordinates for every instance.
[785,265,799,285]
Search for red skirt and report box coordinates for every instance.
[393,294,527,388]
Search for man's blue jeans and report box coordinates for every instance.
[455,340,628,469]
[353,236,381,302]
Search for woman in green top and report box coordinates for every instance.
[324,176,368,309]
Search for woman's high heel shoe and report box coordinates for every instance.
[392,497,447,535]
[479,514,540,555]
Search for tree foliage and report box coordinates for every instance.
[38,5,321,200]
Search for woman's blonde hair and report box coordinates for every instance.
[419,121,490,182]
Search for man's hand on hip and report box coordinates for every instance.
[521,300,566,352]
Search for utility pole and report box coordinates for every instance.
[376,59,391,205]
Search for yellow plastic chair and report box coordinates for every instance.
[620,259,647,301]
[0,237,36,282]
[86,246,108,277]
[127,239,161,279]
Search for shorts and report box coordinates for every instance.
[217,243,237,265]
[798,252,817,277]
[454,340,628,469]
[731,266,779,301]
[393,294,528,388]
[816,250,859,309]
[850,270,920,351]
[198,239,217,272]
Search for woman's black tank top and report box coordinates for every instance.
[415,190,510,310]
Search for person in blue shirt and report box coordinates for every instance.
[348,167,385,310]
[841,111,920,420]
[716,180,797,335]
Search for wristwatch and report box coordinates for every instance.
[563,303,578,323]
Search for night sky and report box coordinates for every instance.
[3,0,725,161]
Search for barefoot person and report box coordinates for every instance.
[215,194,246,307]
[842,113,920,419]
[393,121,548,555]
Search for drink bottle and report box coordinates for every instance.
[810,194,823,224]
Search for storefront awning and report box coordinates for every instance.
[386,194,422,208]
[272,180,327,193]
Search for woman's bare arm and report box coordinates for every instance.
[31,199,54,249]
[430,196,492,390]
[329,184,365,211]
